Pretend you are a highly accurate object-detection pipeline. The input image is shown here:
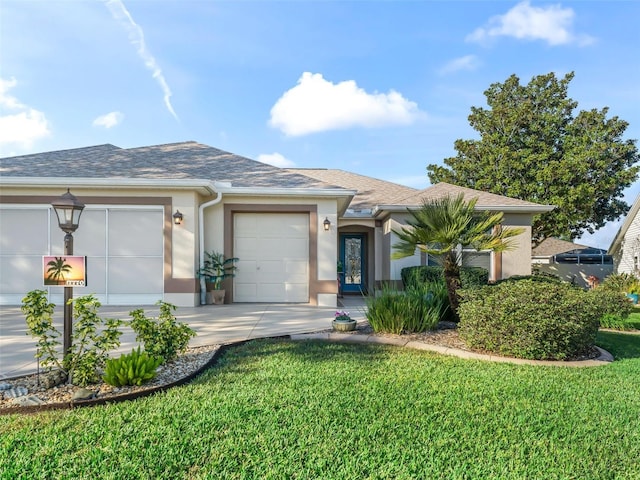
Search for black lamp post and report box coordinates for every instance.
[51,189,85,358]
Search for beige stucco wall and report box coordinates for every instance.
[500,213,534,278]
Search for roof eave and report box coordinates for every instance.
[373,203,555,217]
[0,177,224,195]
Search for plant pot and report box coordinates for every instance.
[208,290,226,305]
[332,319,357,332]
[626,293,639,305]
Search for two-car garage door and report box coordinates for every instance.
[0,206,164,305]
[233,213,309,303]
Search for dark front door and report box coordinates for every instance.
[340,234,365,294]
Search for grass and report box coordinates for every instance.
[1,332,639,479]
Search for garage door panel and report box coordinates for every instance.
[0,256,42,294]
[86,257,107,294]
[285,284,308,302]
[234,212,309,303]
[0,209,48,254]
[284,238,308,256]
[109,210,163,256]
[108,257,163,294]
[74,210,106,256]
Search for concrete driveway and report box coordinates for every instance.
[0,298,367,380]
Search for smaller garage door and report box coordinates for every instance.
[233,213,309,302]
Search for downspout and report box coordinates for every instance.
[198,186,227,305]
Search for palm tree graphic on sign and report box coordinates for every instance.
[46,257,72,285]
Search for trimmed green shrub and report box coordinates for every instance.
[458,279,600,360]
[401,266,489,289]
[588,287,633,320]
[129,302,196,363]
[365,283,449,334]
[103,347,163,387]
[493,271,565,286]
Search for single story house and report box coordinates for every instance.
[532,237,613,287]
[0,141,553,307]
[609,192,640,275]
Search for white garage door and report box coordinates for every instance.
[233,213,309,302]
[0,206,164,305]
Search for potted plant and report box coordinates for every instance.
[197,251,238,304]
[332,310,357,332]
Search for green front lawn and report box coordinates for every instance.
[2,332,639,479]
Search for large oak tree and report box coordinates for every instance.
[427,72,639,244]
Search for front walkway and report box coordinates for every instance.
[0,298,368,380]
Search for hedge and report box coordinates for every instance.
[401,265,489,290]
[458,279,602,360]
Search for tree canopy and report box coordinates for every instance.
[427,72,639,243]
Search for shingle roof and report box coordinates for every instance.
[286,168,418,210]
[531,237,589,257]
[389,182,549,209]
[0,142,332,189]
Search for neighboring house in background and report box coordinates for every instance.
[609,193,640,276]
[532,237,613,287]
[0,142,552,308]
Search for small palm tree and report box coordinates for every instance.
[392,194,524,321]
[46,257,72,285]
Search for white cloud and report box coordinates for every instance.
[257,152,296,168]
[0,77,50,149]
[269,72,421,136]
[103,0,178,120]
[93,111,124,128]
[467,1,595,46]
[438,55,481,75]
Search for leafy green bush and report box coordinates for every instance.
[129,302,196,363]
[588,287,633,320]
[22,291,123,386]
[365,283,448,334]
[493,271,565,286]
[458,279,600,360]
[401,266,489,290]
[103,347,163,387]
[601,273,638,293]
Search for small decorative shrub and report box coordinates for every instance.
[601,273,638,293]
[22,291,123,386]
[129,302,196,364]
[103,347,163,387]
[588,287,633,320]
[458,279,600,360]
[365,283,448,334]
[401,266,488,290]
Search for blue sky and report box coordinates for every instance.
[1,1,639,249]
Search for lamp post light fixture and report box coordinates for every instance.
[51,189,85,359]
[323,217,331,231]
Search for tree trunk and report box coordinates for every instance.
[442,251,461,322]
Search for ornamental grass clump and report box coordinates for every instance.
[458,279,602,360]
[365,282,449,334]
